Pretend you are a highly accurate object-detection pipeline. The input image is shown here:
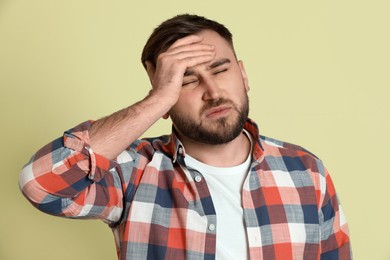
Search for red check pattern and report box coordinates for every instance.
[19,118,351,259]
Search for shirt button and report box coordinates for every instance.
[178,147,183,154]
[208,223,216,231]
[194,175,202,182]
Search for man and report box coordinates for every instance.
[19,14,351,259]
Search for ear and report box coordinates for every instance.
[238,60,250,92]
[145,61,156,83]
[162,113,170,120]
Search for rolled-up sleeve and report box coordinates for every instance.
[19,121,124,224]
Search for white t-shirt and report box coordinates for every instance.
[184,131,252,260]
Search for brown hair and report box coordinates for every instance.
[141,14,234,69]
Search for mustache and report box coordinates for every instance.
[200,98,235,115]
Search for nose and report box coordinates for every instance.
[201,77,221,101]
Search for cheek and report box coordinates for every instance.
[172,93,200,114]
[223,76,247,96]
[223,69,246,87]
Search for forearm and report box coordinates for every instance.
[19,88,173,221]
[89,91,174,160]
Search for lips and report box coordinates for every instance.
[205,105,231,118]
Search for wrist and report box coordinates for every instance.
[147,88,178,108]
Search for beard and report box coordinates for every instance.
[170,94,249,145]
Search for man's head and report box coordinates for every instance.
[142,15,249,145]
[141,14,235,69]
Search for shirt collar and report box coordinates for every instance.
[244,118,265,162]
[162,118,264,163]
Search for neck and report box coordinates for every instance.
[177,131,251,167]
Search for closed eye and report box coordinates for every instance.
[182,80,199,87]
[213,68,228,75]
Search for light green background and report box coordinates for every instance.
[1,0,389,259]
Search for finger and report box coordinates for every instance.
[179,53,216,69]
[167,43,214,56]
[161,50,215,62]
[169,35,203,49]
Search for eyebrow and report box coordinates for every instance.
[184,58,231,77]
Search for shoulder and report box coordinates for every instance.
[259,135,325,175]
[260,135,318,158]
[125,135,172,157]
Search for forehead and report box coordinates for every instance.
[196,30,235,58]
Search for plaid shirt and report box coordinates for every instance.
[19,118,351,259]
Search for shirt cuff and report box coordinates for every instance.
[63,120,117,182]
